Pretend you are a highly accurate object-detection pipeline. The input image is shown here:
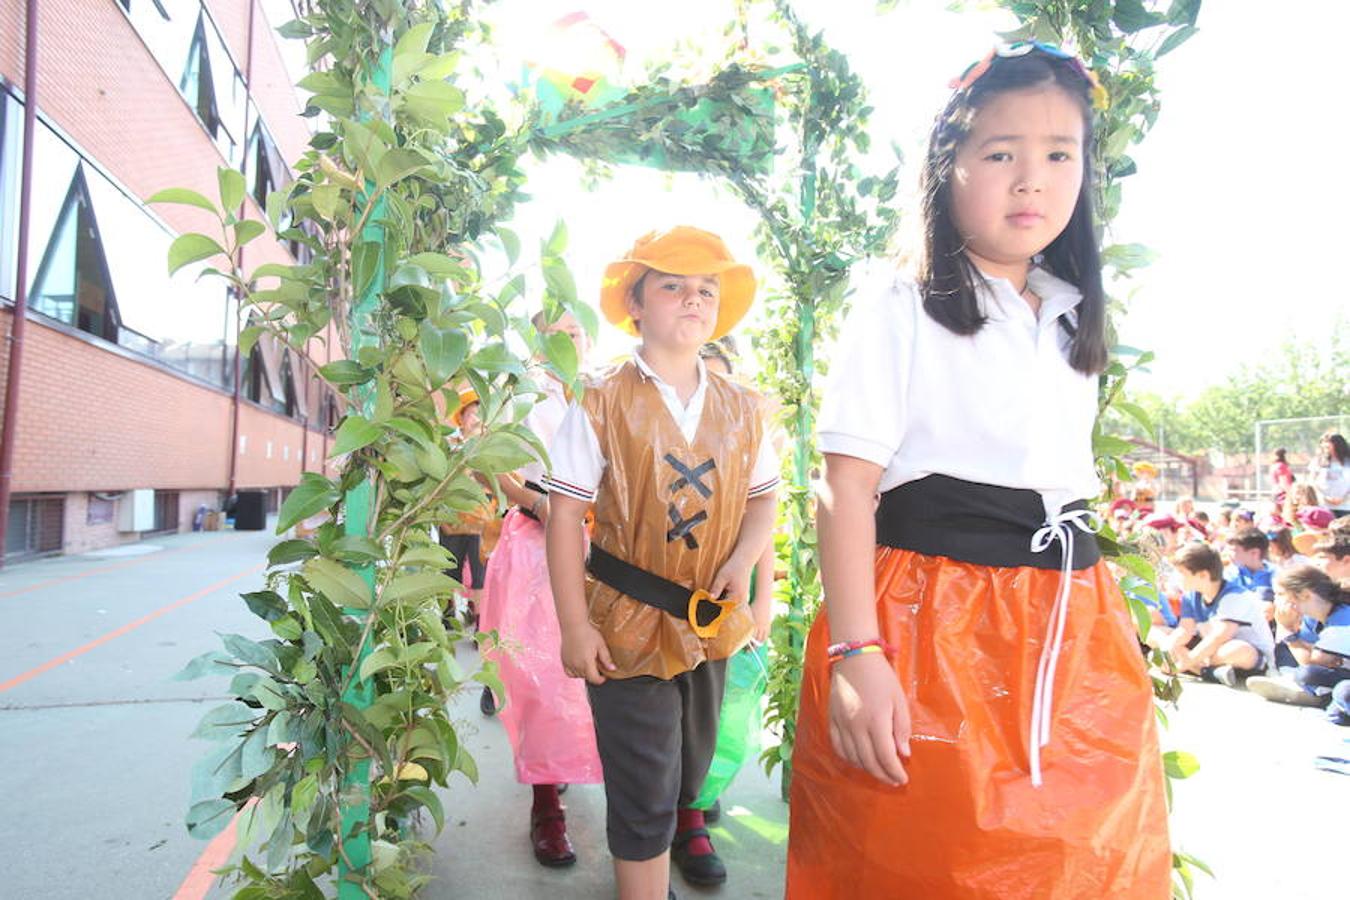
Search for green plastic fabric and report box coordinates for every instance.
[693,571,770,809]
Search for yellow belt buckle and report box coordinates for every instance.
[687,588,735,640]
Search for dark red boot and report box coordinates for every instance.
[530,785,576,867]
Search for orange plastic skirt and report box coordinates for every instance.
[786,547,1171,899]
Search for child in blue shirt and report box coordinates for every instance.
[1163,542,1274,687]
[1226,527,1276,613]
[1248,565,1350,720]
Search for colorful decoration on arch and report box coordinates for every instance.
[522,11,630,122]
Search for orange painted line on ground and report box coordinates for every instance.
[173,799,257,900]
[0,537,242,600]
[0,563,264,695]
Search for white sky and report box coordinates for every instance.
[476,0,1348,395]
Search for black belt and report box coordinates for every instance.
[587,545,736,639]
[519,480,547,522]
[875,474,1100,571]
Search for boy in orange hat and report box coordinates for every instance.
[544,226,778,898]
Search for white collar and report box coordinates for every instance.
[632,349,707,393]
[978,266,1083,326]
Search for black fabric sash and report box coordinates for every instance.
[875,474,1100,571]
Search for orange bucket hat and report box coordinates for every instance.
[600,226,756,341]
[449,389,479,427]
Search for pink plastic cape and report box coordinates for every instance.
[479,509,602,784]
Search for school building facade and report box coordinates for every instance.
[0,0,336,561]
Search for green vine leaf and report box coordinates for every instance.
[147,187,219,216]
[302,558,371,610]
[167,234,227,275]
[331,415,383,457]
[217,167,245,214]
[186,799,238,840]
[275,473,340,534]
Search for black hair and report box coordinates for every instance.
[1274,447,1287,463]
[1228,526,1270,557]
[1276,565,1347,609]
[1322,433,1350,466]
[918,51,1107,374]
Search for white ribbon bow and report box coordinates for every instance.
[1027,507,1101,787]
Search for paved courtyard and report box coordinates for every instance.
[0,526,1343,899]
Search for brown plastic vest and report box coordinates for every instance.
[582,360,765,679]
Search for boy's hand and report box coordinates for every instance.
[708,554,753,606]
[560,622,616,685]
[829,652,911,786]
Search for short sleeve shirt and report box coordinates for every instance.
[1314,604,1350,658]
[544,353,780,502]
[817,266,1100,519]
[1181,581,1275,660]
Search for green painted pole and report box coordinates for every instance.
[337,41,392,900]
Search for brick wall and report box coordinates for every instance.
[1,308,333,494]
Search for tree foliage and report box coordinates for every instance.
[1108,328,1349,455]
[157,2,591,895]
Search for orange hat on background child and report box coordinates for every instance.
[600,226,756,341]
[450,389,479,427]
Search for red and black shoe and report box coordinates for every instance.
[530,807,576,868]
[671,808,726,886]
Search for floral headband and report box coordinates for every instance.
[948,41,1109,112]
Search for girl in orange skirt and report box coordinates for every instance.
[786,44,1171,899]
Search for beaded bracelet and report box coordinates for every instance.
[829,644,884,664]
[826,637,885,659]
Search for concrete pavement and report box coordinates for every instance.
[1,528,1346,899]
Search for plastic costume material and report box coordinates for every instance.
[786,537,1171,897]
[580,361,763,679]
[692,633,769,808]
[478,372,601,786]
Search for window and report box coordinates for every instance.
[118,1,170,19]
[5,495,64,560]
[179,12,246,166]
[245,119,290,210]
[180,17,222,144]
[87,495,115,525]
[29,168,120,342]
[0,89,22,301]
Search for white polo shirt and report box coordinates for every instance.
[544,351,780,503]
[818,266,1100,518]
[519,370,570,486]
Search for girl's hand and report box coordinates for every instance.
[560,622,615,685]
[1274,595,1302,632]
[828,652,911,786]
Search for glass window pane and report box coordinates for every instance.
[0,89,22,301]
[127,1,198,91]
[83,165,231,380]
[29,191,79,325]
[25,121,81,293]
[202,14,245,164]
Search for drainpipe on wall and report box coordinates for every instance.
[0,0,41,568]
[227,0,259,499]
